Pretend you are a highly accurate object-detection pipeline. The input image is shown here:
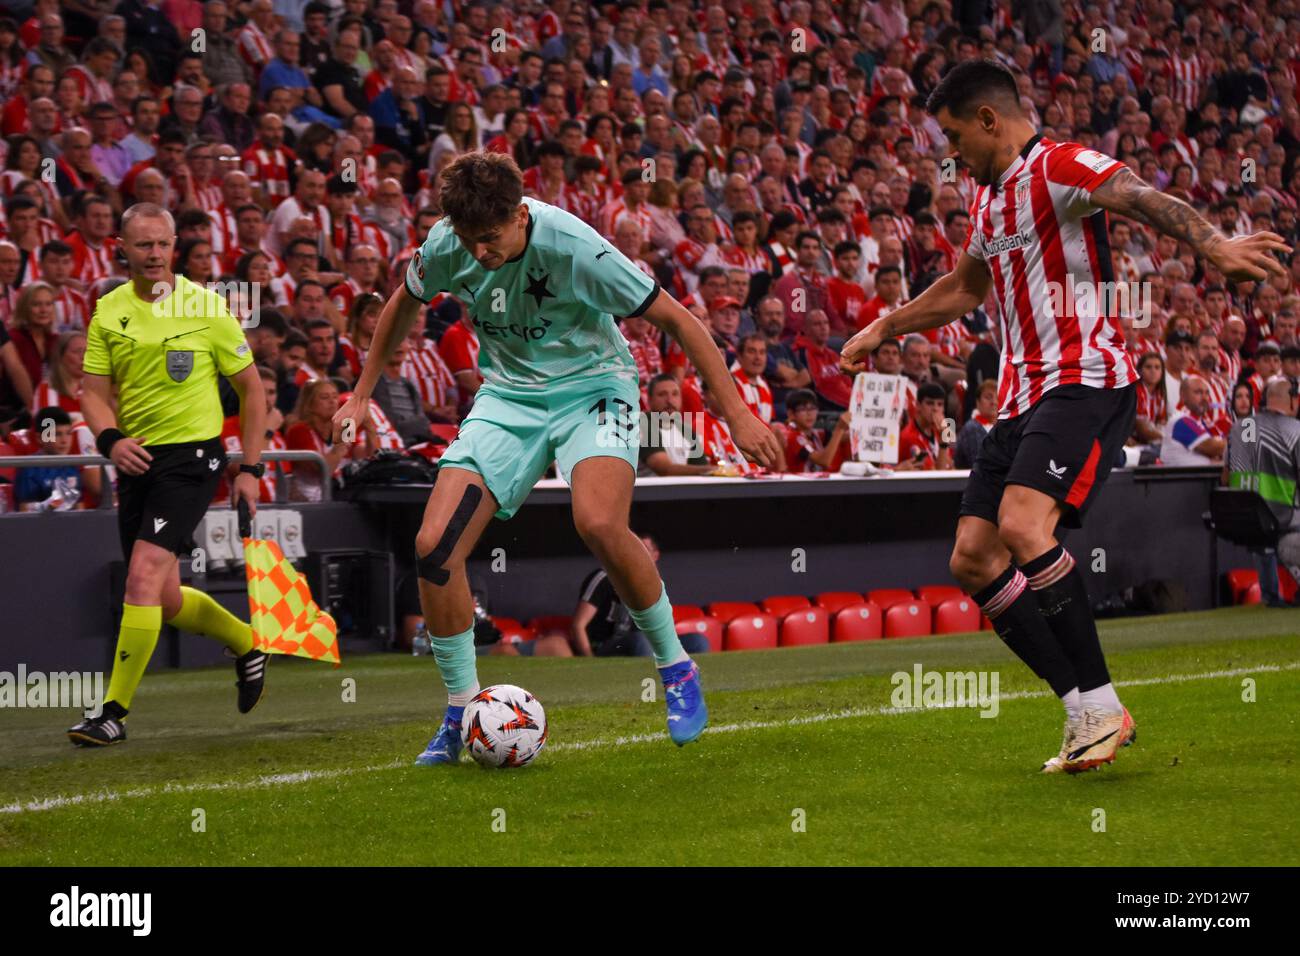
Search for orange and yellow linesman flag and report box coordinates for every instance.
[239,502,341,666]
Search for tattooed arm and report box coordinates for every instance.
[1091,168,1291,283]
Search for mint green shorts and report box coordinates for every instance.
[437,371,641,519]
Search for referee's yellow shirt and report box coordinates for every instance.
[83,276,255,445]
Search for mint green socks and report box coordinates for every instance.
[430,625,481,706]
[628,582,689,667]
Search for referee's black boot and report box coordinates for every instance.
[67,700,128,747]
[234,649,269,714]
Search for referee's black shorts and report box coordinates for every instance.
[960,383,1137,530]
[117,436,227,560]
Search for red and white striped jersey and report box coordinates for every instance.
[65,232,118,284]
[962,135,1138,419]
[619,322,663,394]
[730,364,774,424]
[401,337,457,408]
[32,380,81,421]
[220,415,287,503]
[330,276,372,315]
[1217,347,1243,385]
[722,244,770,274]
[269,273,297,308]
[209,204,238,257]
[237,22,274,71]
[52,285,90,333]
[599,197,654,238]
[293,363,325,389]
[1202,371,1232,418]
[332,212,366,261]
[66,65,113,109]
[1135,380,1167,425]
[672,238,726,289]
[1170,54,1205,111]
[766,241,795,275]
[701,412,758,474]
[241,143,294,206]
[195,181,222,213]
[17,247,40,285]
[359,220,399,260]
[366,400,406,451]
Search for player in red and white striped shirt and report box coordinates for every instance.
[842,59,1292,774]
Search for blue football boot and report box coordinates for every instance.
[414,708,464,766]
[661,660,708,746]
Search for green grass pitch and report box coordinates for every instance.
[2,607,1298,866]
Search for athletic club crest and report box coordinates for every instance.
[1015,179,1031,205]
[166,350,194,382]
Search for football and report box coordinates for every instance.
[460,685,548,768]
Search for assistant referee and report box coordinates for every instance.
[68,202,269,747]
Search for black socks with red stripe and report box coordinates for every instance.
[973,564,1078,698]
[1022,544,1112,693]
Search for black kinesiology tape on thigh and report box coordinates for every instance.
[416,485,483,586]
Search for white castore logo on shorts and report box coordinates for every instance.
[1047,459,1067,479]
[208,458,220,471]
[154,518,168,533]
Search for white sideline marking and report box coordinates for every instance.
[3,662,1296,816]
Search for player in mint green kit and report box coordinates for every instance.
[335,152,781,765]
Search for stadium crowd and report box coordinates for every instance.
[1,0,1300,512]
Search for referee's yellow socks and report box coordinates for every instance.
[105,603,162,710]
[167,587,254,656]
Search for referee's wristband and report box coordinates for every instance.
[95,428,126,459]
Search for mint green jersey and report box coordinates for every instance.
[404,197,659,389]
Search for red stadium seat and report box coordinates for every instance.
[933,597,981,634]
[778,607,828,646]
[1280,567,1297,602]
[428,424,459,444]
[676,616,724,653]
[492,617,535,643]
[723,613,779,651]
[917,584,964,606]
[1225,568,1258,605]
[1227,568,1297,604]
[883,600,932,638]
[709,601,762,623]
[5,429,36,455]
[528,614,572,636]
[815,591,865,615]
[831,602,883,642]
[868,588,915,608]
[762,594,811,617]
[671,604,704,622]
[980,614,994,631]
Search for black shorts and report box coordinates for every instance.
[117,436,227,560]
[960,383,1136,529]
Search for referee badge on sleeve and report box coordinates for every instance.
[166,350,194,382]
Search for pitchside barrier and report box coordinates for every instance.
[0,463,1250,672]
